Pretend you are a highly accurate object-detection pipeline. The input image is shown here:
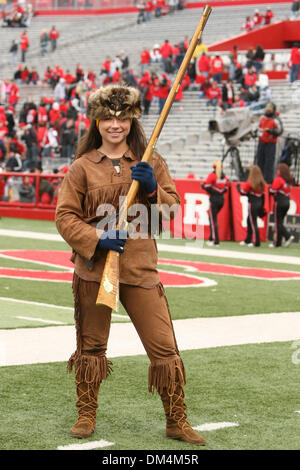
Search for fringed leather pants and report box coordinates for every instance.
[68,273,186,394]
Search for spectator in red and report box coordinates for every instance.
[158,73,170,114]
[145,0,154,21]
[264,7,274,24]
[49,102,61,127]
[252,8,263,27]
[288,42,300,83]
[244,66,258,88]
[64,69,76,84]
[211,54,224,83]
[160,39,173,72]
[28,67,39,85]
[49,26,60,52]
[140,47,151,75]
[241,16,254,32]
[197,52,210,77]
[112,68,121,83]
[100,56,112,76]
[4,132,26,158]
[182,71,190,90]
[232,94,245,108]
[75,63,84,82]
[59,98,68,116]
[87,69,96,83]
[38,101,48,125]
[0,118,9,139]
[206,81,222,107]
[21,66,30,83]
[20,30,29,63]
[199,77,210,99]
[8,82,19,106]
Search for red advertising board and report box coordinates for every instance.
[170,179,232,241]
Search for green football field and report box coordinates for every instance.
[0,216,300,451]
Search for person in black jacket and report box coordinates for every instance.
[59,117,77,159]
[21,124,39,169]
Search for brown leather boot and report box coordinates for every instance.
[160,384,206,446]
[70,381,100,439]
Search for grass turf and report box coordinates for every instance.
[0,341,299,450]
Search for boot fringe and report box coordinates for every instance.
[148,356,186,395]
[68,352,113,386]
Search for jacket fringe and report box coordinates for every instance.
[148,356,186,395]
[68,352,113,386]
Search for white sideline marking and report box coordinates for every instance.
[57,440,115,451]
[16,316,66,325]
[0,297,126,319]
[294,411,300,414]
[1,229,299,265]
[194,422,239,432]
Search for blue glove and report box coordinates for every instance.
[97,229,128,253]
[130,161,157,195]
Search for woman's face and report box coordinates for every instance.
[98,117,131,146]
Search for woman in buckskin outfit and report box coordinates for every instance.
[55,85,206,446]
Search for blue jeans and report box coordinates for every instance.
[289,64,300,83]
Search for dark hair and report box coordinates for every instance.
[278,163,293,184]
[75,118,147,160]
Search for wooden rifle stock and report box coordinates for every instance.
[96,5,212,310]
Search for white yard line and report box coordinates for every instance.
[0,229,299,265]
[57,440,115,451]
[157,243,300,266]
[1,311,300,367]
[194,422,239,432]
[0,297,126,319]
[16,316,66,325]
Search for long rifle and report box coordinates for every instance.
[96,5,212,310]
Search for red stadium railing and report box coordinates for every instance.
[0,171,65,220]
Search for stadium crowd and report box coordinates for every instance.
[0,1,300,206]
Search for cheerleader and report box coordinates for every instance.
[269,163,294,247]
[238,165,265,247]
[202,160,229,246]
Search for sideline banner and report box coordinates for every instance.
[169,179,232,241]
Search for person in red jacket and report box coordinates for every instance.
[197,52,210,77]
[211,55,224,83]
[158,73,170,114]
[264,7,274,25]
[238,165,266,247]
[206,81,221,107]
[269,163,295,247]
[288,42,300,83]
[202,160,229,246]
[140,47,151,75]
[160,39,173,72]
[244,66,257,88]
[49,26,60,52]
[20,31,29,63]
[256,102,283,183]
